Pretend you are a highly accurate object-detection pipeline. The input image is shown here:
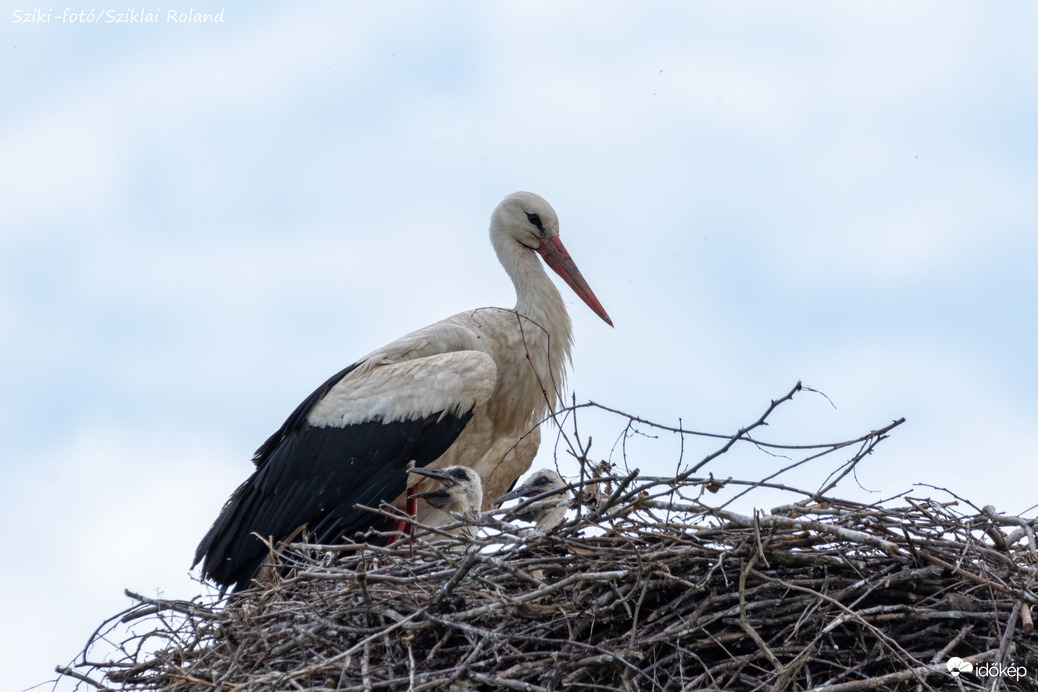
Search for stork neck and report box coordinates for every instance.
[496,238,568,332]
[490,230,575,418]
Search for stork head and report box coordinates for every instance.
[492,191,561,248]
[494,468,571,530]
[410,466,484,514]
[491,192,613,327]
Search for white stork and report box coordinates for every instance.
[410,466,484,516]
[494,468,572,532]
[410,466,484,539]
[194,191,611,591]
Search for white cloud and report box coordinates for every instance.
[0,4,411,231]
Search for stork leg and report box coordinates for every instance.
[406,486,419,528]
[388,485,419,542]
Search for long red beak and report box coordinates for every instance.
[536,236,613,327]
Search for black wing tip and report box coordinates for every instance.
[193,552,263,593]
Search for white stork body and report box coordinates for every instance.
[194,192,610,591]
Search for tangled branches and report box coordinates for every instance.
[57,384,1038,691]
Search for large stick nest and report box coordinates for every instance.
[58,384,1038,691]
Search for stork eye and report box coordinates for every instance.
[450,468,470,481]
[526,212,545,235]
[534,475,551,486]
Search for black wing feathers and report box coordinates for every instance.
[194,402,474,592]
[251,362,361,468]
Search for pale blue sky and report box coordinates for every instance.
[2,3,1036,689]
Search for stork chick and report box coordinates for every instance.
[411,466,484,514]
[409,466,484,539]
[495,468,571,532]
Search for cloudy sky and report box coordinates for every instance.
[3,2,1036,688]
